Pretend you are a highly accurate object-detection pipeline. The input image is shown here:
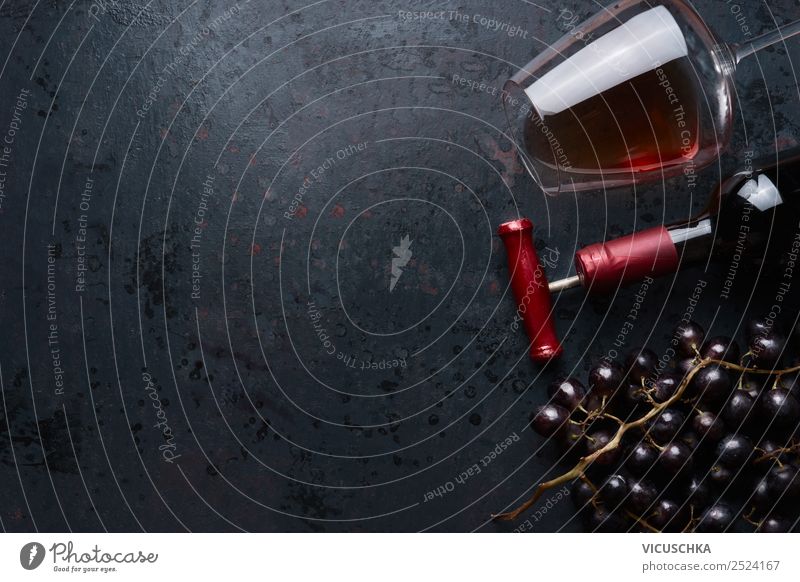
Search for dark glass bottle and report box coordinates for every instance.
[549,149,800,294]
[670,150,800,275]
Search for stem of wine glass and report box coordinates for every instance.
[732,19,800,64]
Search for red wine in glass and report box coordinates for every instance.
[523,57,700,174]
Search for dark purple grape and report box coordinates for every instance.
[679,430,700,450]
[708,464,734,488]
[674,321,705,357]
[701,336,740,363]
[651,372,681,403]
[692,411,726,442]
[746,318,771,343]
[648,408,685,444]
[559,421,585,451]
[684,475,711,509]
[696,503,735,532]
[690,364,733,403]
[587,505,628,532]
[648,499,685,532]
[585,429,620,466]
[589,360,626,399]
[571,479,596,510]
[625,382,647,407]
[778,372,800,397]
[750,331,786,368]
[766,464,800,499]
[760,388,800,431]
[626,480,658,514]
[740,375,765,399]
[548,377,586,411]
[758,515,792,533]
[627,442,658,475]
[750,478,772,516]
[659,442,693,474]
[723,391,756,426]
[626,347,658,385]
[716,434,753,468]
[581,392,605,414]
[676,357,697,378]
[598,474,628,507]
[531,404,570,437]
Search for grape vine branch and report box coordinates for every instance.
[493,356,800,522]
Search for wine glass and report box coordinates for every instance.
[502,0,800,195]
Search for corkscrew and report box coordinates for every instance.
[498,218,679,362]
[498,156,800,362]
[497,218,563,363]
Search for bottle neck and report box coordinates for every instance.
[667,217,715,265]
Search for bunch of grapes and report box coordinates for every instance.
[523,319,800,532]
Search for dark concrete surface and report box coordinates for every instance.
[0,0,798,532]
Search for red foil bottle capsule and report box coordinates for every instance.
[574,225,680,293]
[498,218,563,362]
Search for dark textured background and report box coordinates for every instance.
[0,0,798,532]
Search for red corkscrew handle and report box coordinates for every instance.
[498,218,563,362]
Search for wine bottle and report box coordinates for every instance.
[549,149,800,295]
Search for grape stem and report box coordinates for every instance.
[625,510,660,533]
[753,440,799,466]
[492,357,800,522]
